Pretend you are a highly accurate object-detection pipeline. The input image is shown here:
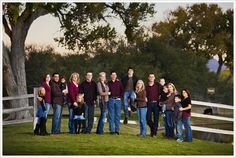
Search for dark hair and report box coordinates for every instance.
[86,70,93,75]
[127,67,134,71]
[42,73,50,82]
[61,76,66,80]
[52,72,59,77]
[182,89,191,99]
[110,70,116,75]
[175,94,182,99]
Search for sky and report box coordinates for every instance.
[3,2,234,53]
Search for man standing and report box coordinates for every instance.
[80,71,97,134]
[51,73,64,134]
[146,73,161,137]
[121,67,138,124]
[108,71,123,135]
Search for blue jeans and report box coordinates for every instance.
[45,103,51,118]
[84,104,94,133]
[137,107,147,136]
[68,103,75,134]
[108,98,121,133]
[176,120,183,141]
[51,104,63,134]
[96,101,108,134]
[164,111,174,138]
[182,116,192,142]
[123,90,136,119]
[147,102,159,135]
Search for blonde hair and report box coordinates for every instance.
[167,83,177,93]
[69,72,80,84]
[38,87,46,97]
[135,80,145,93]
[98,72,106,82]
[76,93,84,104]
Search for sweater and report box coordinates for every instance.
[135,90,147,108]
[80,80,97,105]
[68,82,79,104]
[121,75,138,91]
[161,92,175,111]
[50,80,63,105]
[97,81,110,102]
[41,82,51,104]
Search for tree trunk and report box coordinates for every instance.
[3,22,31,120]
[216,56,224,76]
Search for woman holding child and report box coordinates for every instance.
[68,72,80,134]
[160,83,177,139]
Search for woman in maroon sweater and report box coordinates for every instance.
[41,74,51,118]
[68,72,80,134]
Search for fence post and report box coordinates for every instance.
[33,88,38,130]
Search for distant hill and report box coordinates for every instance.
[207,59,228,73]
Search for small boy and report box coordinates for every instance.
[34,87,49,136]
[60,76,68,105]
[73,94,86,134]
[159,84,168,117]
[174,94,183,142]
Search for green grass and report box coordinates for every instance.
[3,117,233,155]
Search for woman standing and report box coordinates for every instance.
[68,72,80,134]
[160,83,177,139]
[96,72,110,134]
[180,89,193,142]
[135,80,148,137]
[41,74,51,118]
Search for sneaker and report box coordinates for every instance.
[177,139,183,142]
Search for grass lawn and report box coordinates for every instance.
[3,117,233,155]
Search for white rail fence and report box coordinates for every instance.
[2,88,234,135]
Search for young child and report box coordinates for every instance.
[34,87,49,136]
[60,76,68,105]
[174,94,183,142]
[159,84,168,117]
[73,94,86,134]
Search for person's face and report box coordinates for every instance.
[77,96,83,102]
[137,82,142,88]
[160,79,165,86]
[168,85,174,93]
[111,72,117,81]
[128,69,134,76]
[148,74,155,82]
[61,78,66,83]
[53,74,59,82]
[100,74,106,82]
[86,72,93,82]
[72,74,77,82]
[45,74,51,82]
[175,97,181,103]
[163,86,168,93]
[182,90,188,98]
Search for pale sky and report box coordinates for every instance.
[3,2,234,53]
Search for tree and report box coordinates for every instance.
[2,2,154,120]
[152,3,233,77]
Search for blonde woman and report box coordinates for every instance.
[68,72,80,134]
[96,72,110,134]
[160,82,177,139]
[135,80,148,137]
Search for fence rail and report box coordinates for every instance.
[2,89,234,136]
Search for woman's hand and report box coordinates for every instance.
[37,96,43,102]
[179,107,183,111]
[73,102,78,107]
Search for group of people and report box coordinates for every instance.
[34,67,192,142]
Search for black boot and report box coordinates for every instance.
[123,118,128,124]
[34,123,40,135]
[40,117,49,136]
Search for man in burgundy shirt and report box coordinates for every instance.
[107,71,123,135]
[146,73,161,137]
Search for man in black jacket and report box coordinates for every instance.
[80,71,97,133]
[121,67,138,124]
[51,72,64,134]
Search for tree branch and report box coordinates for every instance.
[3,15,12,39]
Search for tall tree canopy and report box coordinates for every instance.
[2,2,155,120]
[152,3,233,77]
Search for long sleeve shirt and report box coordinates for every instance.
[108,80,123,98]
[68,82,79,104]
[80,80,97,105]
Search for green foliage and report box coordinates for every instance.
[152,3,233,76]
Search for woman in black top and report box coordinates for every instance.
[179,89,193,142]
